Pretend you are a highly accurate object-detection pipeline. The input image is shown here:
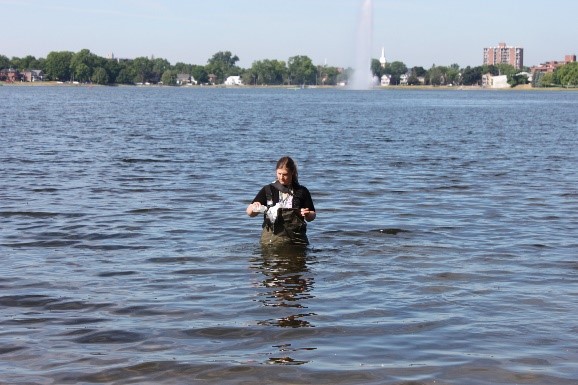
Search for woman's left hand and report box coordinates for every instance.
[300,208,316,222]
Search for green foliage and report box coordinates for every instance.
[555,62,578,87]
[206,51,239,83]
[190,65,208,84]
[0,54,9,69]
[161,69,178,86]
[376,61,408,85]
[427,65,445,86]
[115,68,134,85]
[131,57,153,84]
[370,59,383,77]
[461,66,482,85]
[480,64,499,76]
[495,63,517,77]
[539,72,556,87]
[508,73,529,87]
[10,55,43,71]
[91,67,109,85]
[318,65,341,86]
[412,66,427,77]
[44,51,74,81]
[4,47,574,89]
[73,63,90,82]
[103,59,125,84]
[246,59,287,85]
[287,55,316,85]
[446,64,461,85]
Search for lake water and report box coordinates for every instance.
[1,85,577,384]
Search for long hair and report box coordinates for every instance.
[276,156,299,185]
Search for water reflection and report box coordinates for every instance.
[251,244,316,365]
[254,244,315,327]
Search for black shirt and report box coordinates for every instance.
[252,182,316,212]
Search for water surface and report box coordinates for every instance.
[1,86,577,384]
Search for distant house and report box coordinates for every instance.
[380,74,391,86]
[531,54,576,75]
[22,69,44,82]
[224,75,243,86]
[482,74,509,88]
[399,73,409,86]
[208,74,218,85]
[176,73,197,85]
[0,68,20,82]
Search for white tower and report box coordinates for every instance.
[379,47,386,68]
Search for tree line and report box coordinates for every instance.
[1,49,577,87]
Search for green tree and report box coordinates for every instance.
[130,56,153,84]
[12,55,42,70]
[91,67,109,85]
[206,51,240,83]
[161,69,178,85]
[539,72,555,87]
[45,51,73,81]
[247,59,286,85]
[446,63,461,85]
[115,67,135,84]
[406,67,426,85]
[174,62,192,74]
[388,61,408,85]
[71,49,101,82]
[150,58,171,83]
[427,64,447,86]
[461,66,482,85]
[103,59,125,84]
[73,63,90,82]
[0,54,10,69]
[287,55,316,85]
[481,64,499,76]
[371,58,383,77]
[191,65,208,84]
[412,66,427,77]
[495,63,517,77]
[508,73,529,87]
[555,62,578,87]
[318,65,341,86]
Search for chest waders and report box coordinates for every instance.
[261,184,309,246]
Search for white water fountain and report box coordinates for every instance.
[349,0,373,90]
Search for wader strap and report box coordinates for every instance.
[265,184,273,208]
[271,181,293,195]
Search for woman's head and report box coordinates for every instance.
[276,156,298,186]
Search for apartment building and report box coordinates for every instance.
[483,42,524,69]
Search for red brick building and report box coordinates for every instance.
[0,68,20,82]
[531,55,576,74]
[483,42,524,69]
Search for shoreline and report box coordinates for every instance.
[1,81,576,91]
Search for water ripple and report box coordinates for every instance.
[1,87,577,384]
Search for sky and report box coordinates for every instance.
[1,0,576,69]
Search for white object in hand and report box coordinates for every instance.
[252,205,267,214]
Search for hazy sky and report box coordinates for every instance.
[2,0,576,68]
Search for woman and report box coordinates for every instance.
[246,156,316,245]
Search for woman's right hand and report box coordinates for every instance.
[246,202,261,217]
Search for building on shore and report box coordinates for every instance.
[531,54,576,75]
[483,42,524,69]
[380,74,391,86]
[482,73,509,88]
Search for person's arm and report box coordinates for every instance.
[300,186,316,222]
[246,202,262,217]
[246,187,267,217]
